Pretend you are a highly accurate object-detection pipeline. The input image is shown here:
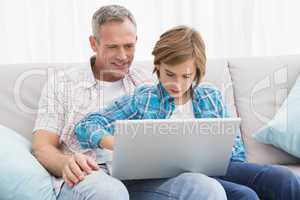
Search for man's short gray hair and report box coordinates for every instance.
[92,5,137,41]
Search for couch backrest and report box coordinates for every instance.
[0,64,46,140]
[0,63,87,140]
[228,55,300,164]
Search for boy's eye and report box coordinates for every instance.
[166,73,174,77]
[183,75,192,79]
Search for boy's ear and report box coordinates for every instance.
[155,64,160,71]
[153,64,161,77]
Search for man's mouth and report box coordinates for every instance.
[112,62,127,68]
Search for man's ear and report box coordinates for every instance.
[89,36,98,52]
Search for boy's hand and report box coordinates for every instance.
[62,153,99,187]
[99,135,115,150]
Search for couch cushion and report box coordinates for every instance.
[283,164,300,176]
[0,64,46,140]
[228,55,300,164]
[203,59,238,117]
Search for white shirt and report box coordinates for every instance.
[170,100,195,119]
[94,79,126,164]
[95,79,126,107]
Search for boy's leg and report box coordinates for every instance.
[57,170,129,200]
[124,172,227,200]
[220,161,300,200]
[216,178,259,200]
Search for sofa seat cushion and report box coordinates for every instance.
[282,164,300,176]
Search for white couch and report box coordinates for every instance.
[1,55,300,175]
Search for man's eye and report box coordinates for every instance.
[166,73,174,77]
[125,45,134,49]
[107,46,117,49]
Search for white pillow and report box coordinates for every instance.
[254,75,300,158]
[0,124,56,200]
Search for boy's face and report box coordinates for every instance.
[156,58,196,102]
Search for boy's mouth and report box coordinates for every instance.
[169,89,180,94]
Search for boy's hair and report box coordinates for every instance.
[152,25,206,86]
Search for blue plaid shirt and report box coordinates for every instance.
[75,83,246,162]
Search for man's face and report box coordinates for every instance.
[90,18,137,80]
[157,58,196,101]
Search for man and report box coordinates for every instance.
[32,5,226,200]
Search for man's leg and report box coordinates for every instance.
[219,161,300,200]
[57,170,129,200]
[124,172,227,200]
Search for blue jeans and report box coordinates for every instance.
[57,169,227,200]
[216,161,300,200]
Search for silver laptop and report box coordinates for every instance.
[111,118,241,180]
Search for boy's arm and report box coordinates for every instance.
[214,88,246,161]
[214,89,229,118]
[75,93,138,150]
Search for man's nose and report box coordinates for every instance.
[116,47,127,60]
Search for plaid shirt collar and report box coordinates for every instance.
[157,82,173,101]
[156,82,203,116]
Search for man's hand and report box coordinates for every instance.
[32,130,101,187]
[62,153,99,187]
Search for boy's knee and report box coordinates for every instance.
[177,173,227,200]
[234,185,259,200]
[266,166,300,199]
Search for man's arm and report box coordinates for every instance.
[31,130,99,187]
[31,71,100,187]
[31,130,70,177]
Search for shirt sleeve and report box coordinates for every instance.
[75,92,139,149]
[213,89,229,118]
[33,71,65,135]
